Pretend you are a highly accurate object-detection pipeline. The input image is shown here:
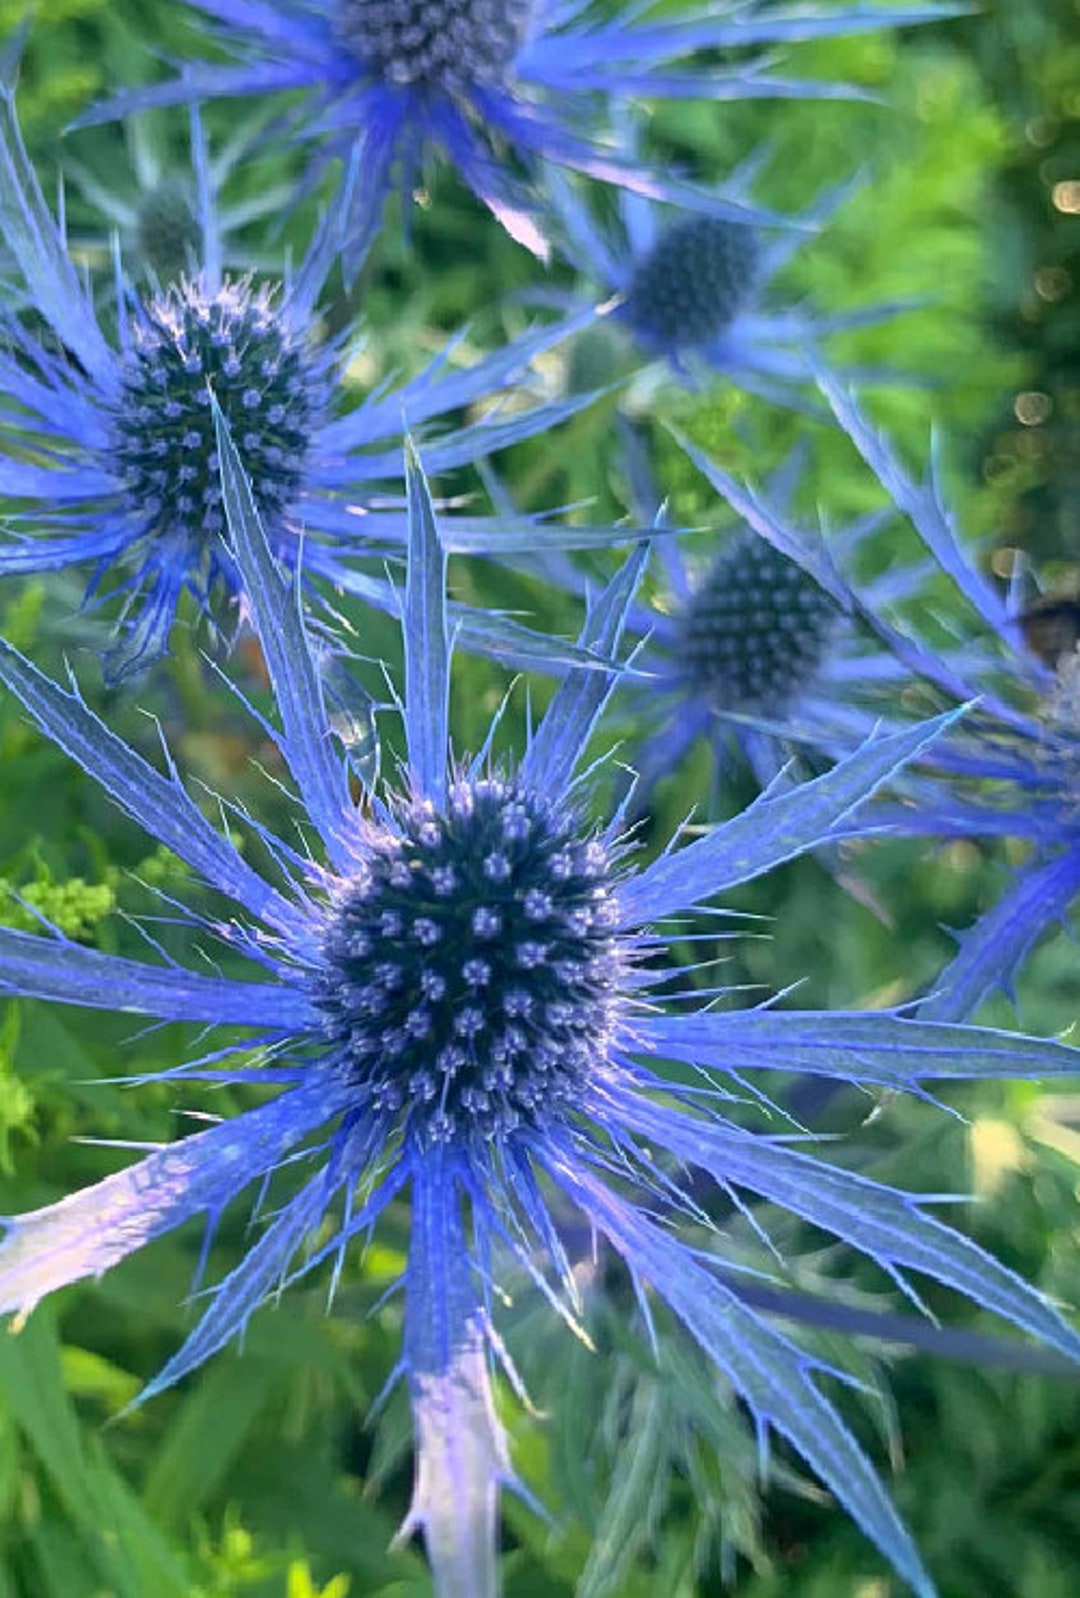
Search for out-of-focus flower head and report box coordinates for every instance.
[76,2,968,269]
[0,418,1078,1598]
[553,155,913,409]
[62,104,293,281]
[543,424,919,802]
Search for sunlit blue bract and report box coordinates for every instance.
[78,2,966,265]
[1,419,1079,1598]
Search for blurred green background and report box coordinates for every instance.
[1,2,1080,1595]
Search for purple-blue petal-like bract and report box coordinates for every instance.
[1,418,1079,1598]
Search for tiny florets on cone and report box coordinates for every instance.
[315,775,624,1144]
[682,531,837,713]
[110,277,318,548]
[333,0,530,90]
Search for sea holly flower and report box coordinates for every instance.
[76,2,966,266]
[2,423,1080,1597]
[0,52,600,679]
[555,427,918,798]
[551,162,912,408]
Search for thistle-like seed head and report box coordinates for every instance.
[334,0,530,91]
[316,776,623,1146]
[625,216,761,353]
[682,531,836,713]
[111,277,316,550]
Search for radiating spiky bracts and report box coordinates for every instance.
[0,55,599,679]
[758,373,1080,1019]
[73,2,969,267]
[0,421,1078,1598]
[548,155,915,408]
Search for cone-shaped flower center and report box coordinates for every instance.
[134,180,200,280]
[316,777,622,1145]
[334,0,530,90]
[111,277,315,549]
[682,531,836,713]
[625,217,760,352]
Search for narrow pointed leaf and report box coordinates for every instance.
[613,1091,1080,1364]
[616,712,962,928]
[636,1007,1080,1087]
[0,39,112,376]
[919,850,1080,1022]
[0,926,315,1029]
[0,1081,346,1318]
[521,544,648,794]
[213,398,355,867]
[403,440,449,808]
[546,1147,934,1598]
[400,1153,510,1598]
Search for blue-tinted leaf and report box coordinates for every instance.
[614,1092,1080,1364]
[521,544,648,795]
[546,1146,934,1598]
[403,440,449,808]
[400,1152,511,1598]
[0,926,315,1030]
[616,712,962,928]
[0,1081,345,1319]
[213,397,355,868]
[919,850,1080,1022]
[637,1008,1080,1088]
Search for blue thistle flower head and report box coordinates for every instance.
[74,2,969,266]
[1,415,1079,1598]
[623,213,764,357]
[112,273,320,554]
[550,156,915,407]
[679,524,838,714]
[0,59,596,679]
[592,426,911,797]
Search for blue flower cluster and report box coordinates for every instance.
[0,9,1075,1598]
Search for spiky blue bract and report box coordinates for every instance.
[0,53,598,679]
[1,426,1078,1598]
[75,2,968,264]
[790,374,1080,1018]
